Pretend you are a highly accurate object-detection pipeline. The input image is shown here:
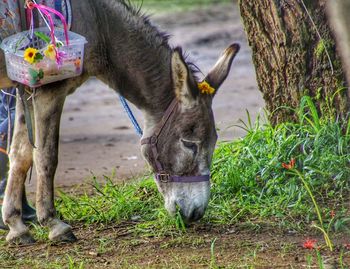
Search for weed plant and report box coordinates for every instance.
[56,97,350,236]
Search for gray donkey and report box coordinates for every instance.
[0,0,239,244]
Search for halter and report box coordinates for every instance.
[140,99,210,183]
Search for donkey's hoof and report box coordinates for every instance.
[48,219,77,243]
[6,231,36,245]
[50,229,77,243]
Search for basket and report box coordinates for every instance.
[0,27,87,87]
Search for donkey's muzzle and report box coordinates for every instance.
[177,201,206,223]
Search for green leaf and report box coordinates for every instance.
[34,31,51,44]
[38,69,44,79]
[56,41,64,48]
[28,68,38,78]
[34,53,43,62]
[28,68,43,85]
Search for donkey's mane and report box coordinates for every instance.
[87,0,200,110]
[118,0,171,48]
[118,0,200,76]
[113,0,200,76]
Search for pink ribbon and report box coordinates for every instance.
[26,1,69,46]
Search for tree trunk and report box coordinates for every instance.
[239,0,349,125]
[327,0,350,86]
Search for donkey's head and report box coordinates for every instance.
[142,44,240,223]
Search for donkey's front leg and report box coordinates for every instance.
[3,93,35,244]
[33,88,76,242]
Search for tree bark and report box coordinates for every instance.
[327,0,350,86]
[239,0,349,124]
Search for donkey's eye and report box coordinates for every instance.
[181,139,198,155]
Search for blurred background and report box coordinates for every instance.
[131,0,231,12]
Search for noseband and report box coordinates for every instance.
[140,99,210,183]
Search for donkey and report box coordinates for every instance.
[0,0,239,244]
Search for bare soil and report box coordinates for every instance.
[1,222,349,268]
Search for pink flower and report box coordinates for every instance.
[303,239,317,249]
[55,50,66,67]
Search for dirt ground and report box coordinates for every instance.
[25,3,264,193]
[1,222,349,268]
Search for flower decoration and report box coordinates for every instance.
[38,34,66,67]
[282,158,296,170]
[55,50,66,67]
[24,47,40,64]
[44,44,57,61]
[198,80,215,95]
[24,2,69,69]
[303,238,317,249]
[2,1,87,88]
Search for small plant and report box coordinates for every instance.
[291,168,333,251]
[175,210,186,232]
[29,223,49,241]
[67,255,84,269]
[210,237,218,269]
[316,249,325,269]
[306,253,313,268]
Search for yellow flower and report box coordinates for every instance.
[24,47,38,64]
[198,80,215,95]
[44,44,57,61]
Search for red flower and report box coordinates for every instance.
[282,158,296,170]
[303,238,317,249]
[330,210,336,218]
[344,243,350,250]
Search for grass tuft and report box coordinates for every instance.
[209,104,350,228]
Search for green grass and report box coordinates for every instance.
[55,96,350,238]
[56,175,188,237]
[209,112,350,228]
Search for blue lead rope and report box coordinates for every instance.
[119,95,143,137]
[54,0,63,18]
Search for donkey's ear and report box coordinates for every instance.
[204,43,240,95]
[171,48,197,107]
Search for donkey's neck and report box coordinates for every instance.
[71,0,175,118]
